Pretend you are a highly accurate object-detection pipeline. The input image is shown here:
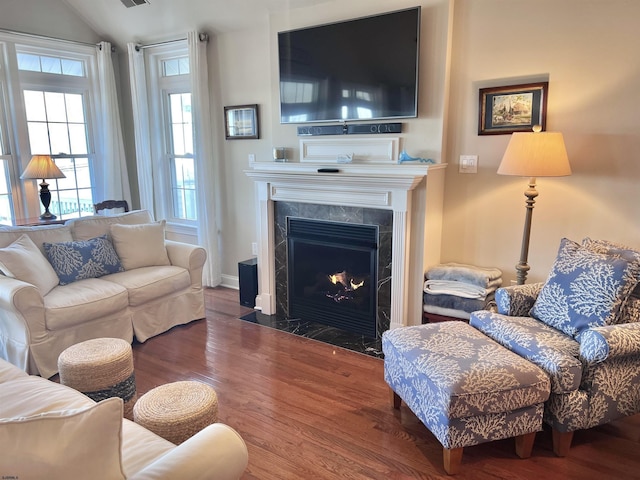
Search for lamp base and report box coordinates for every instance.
[39,210,57,220]
[38,180,57,220]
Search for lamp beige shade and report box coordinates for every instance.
[498,132,571,177]
[20,154,66,180]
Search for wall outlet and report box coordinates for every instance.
[248,153,256,163]
[459,154,478,174]
[251,242,258,255]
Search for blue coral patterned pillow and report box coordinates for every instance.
[530,238,640,339]
[44,235,124,285]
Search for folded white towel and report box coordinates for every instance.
[424,280,496,299]
[423,304,471,320]
[426,263,502,288]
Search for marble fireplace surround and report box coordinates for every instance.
[245,146,446,331]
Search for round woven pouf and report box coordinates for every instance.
[58,338,137,420]
[133,381,218,444]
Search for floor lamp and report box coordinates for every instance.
[497,128,571,285]
[20,154,66,220]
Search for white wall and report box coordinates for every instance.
[0,0,99,43]
[216,0,451,282]
[443,0,640,284]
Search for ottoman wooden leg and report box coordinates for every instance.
[515,431,537,459]
[552,429,574,457]
[390,389,402,409]
[443,447,463,475]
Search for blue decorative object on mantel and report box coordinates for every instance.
[398,150,435,164]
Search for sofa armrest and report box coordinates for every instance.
[495,282,544,316]
[164,240,207,289]
[580,323,640,364]
[130,423,248,480]
[0,278,46,372]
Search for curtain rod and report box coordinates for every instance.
[135,33,208,51]
[0,27,110,50]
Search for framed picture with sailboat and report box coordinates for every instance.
[478,82,548,135]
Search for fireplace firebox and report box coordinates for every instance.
[287,217,378,337]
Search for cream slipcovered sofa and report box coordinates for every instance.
[0,358,248,479]
[0,210,206,378]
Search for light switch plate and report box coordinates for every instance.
[459,155,478,173]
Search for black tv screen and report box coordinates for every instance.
[278,7,420,124]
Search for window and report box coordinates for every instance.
[17,53,84,77]
[147,47,197,223]
[23,89,93,218]
[168,92,196,220]
[0,33,100,223]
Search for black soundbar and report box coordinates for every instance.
[297,122,402,136]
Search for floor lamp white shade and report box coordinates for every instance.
[498,131,571,285]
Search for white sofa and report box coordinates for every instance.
[0,210,207,378]
[0,358,249,479]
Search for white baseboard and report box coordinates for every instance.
[220,274,239,289]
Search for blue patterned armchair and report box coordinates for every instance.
[469,238,640,456]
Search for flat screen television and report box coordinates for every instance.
[278,7,420,124]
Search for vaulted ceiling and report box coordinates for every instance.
[61,0,331,48]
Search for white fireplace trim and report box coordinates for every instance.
[246,161,446,330]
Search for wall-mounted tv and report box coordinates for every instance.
[278,7,420,125]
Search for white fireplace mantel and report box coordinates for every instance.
[245,160,447,330]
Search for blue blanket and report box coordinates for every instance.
[426,263,502,288]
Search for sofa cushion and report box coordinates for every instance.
[0,397,125,480]
[45,278,129,330]
[470,310,582,394]
[0,224,73,254]
[68,209,154,241]
[102,266,191,307]
[110,220,171,270]
[0,234,59,295]
[44,235,124,285]
[531,238,640,339]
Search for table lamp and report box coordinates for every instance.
[20,154,66,220]
[498,127,571,284]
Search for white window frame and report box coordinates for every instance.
[145,42,196,225]
[0,45,17,224]
[0,32,100,223]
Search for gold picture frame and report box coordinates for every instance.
[478,82,548,135]
[224,104,259,140]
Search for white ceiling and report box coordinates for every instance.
[61,0,330,48]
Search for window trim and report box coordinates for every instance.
[144,42,196,226]
[0,32,101,222]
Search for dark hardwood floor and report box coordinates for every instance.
[130,287,640,479]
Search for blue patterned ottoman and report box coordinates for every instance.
[382,321,551,474]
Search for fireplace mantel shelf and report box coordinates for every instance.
[246,161,446,177]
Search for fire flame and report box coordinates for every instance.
[328,271,365,291]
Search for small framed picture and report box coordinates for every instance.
[478,82,548,135]
[224,104,259,139]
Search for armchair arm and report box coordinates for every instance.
[130,423,248,480]
[580,322,640,364]
[164,240,207,289]
[0,277,46,372]
[495,282,544,316]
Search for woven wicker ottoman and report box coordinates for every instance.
[58,337,137,420]
[382,321,551,474]
[133,381,219,444]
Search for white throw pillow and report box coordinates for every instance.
[109,220,171,270]
[0,397,125,480]
[0,234,59,295]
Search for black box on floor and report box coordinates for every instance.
[238,258,258,307]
